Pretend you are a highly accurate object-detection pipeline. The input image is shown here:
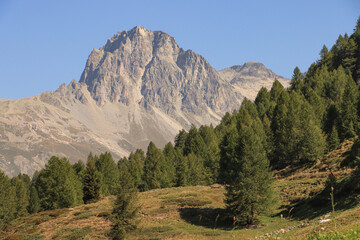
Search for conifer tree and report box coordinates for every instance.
[222,106,273,225]
[143,142,172,190]
[127,149,145,191]
[111,166,139,240]
[219,130,240,184]
[270,79,285,102]
[174,130,188,150]
[83,155,102,204]
[327,125,340,151]
[300,119,325,164]
[174,154,187,187]
[290,66,303,92]
[271,91,291,167]
[183,125,207,157]
[353,17,360,82]
[35,156,83,210]
[0,170,16,227]
[95,152,119,196]
[28,185,41,214]
[73,160,86,182]
[11,177,29,218]
[163,142,177,186]
[184,153,209,185]
[255,87,272,119]
[199,125,220,182]
[338,77,359,140]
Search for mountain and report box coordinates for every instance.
[0,26,289,177]
[218,62,290,100]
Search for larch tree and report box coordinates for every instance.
[83,154,102,204]
[221,105,273,225]
[143,141,173,190]
[95,152,119,196]
[35,156,83,210]
[111,164,139,240]
[0,170,16,227]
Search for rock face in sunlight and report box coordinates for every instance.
[218,62,290,100]
[0,26,289,177]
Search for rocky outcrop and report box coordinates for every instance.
[80,26,239,114]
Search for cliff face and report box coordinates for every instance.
[0,26,289,177]
[80,26,239,115]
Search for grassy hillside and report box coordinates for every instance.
[1,140,360,240]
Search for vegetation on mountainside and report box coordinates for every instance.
[1,16,360,239]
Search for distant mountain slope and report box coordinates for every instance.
[218,62,290,100]
[0,26,289,177]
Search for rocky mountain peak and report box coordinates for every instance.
[218,62,290,100]
[0,26,290,177]
[79,26,238,115]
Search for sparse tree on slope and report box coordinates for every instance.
[111,167,139,240]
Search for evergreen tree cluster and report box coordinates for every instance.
[0,153,120,228]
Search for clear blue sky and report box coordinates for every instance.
[0,0,359,99]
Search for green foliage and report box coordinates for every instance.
[28,186,40,214]
[183,125,207,157]
[183,153,209,186]
[35,156,83,211]
[307,228,360,240]
[327,125,340,151]
[271,91,325,167]
[83,154,101,204]
[143,142,173,190]
[162,143,177,186]
[11,177,29,218]
[174,129,188,150]
[127,149,146,191]
[255,87,272,119]
[111,165,139,240]
[73,160,86,182]
[199,125,220,182]
[221,105,274,225]
[290,66,303,92]
[95,152,119,196]
[0,169,16,227]
[338,77,359,140]
[270,79,285,102]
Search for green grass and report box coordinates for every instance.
[73,210,96,219]
[53,226,92,239]
[306,226,360,239]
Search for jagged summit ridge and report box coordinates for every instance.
[79,26,238,115]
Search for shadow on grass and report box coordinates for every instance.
[285,172,360,221]
[178,207,237,230]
